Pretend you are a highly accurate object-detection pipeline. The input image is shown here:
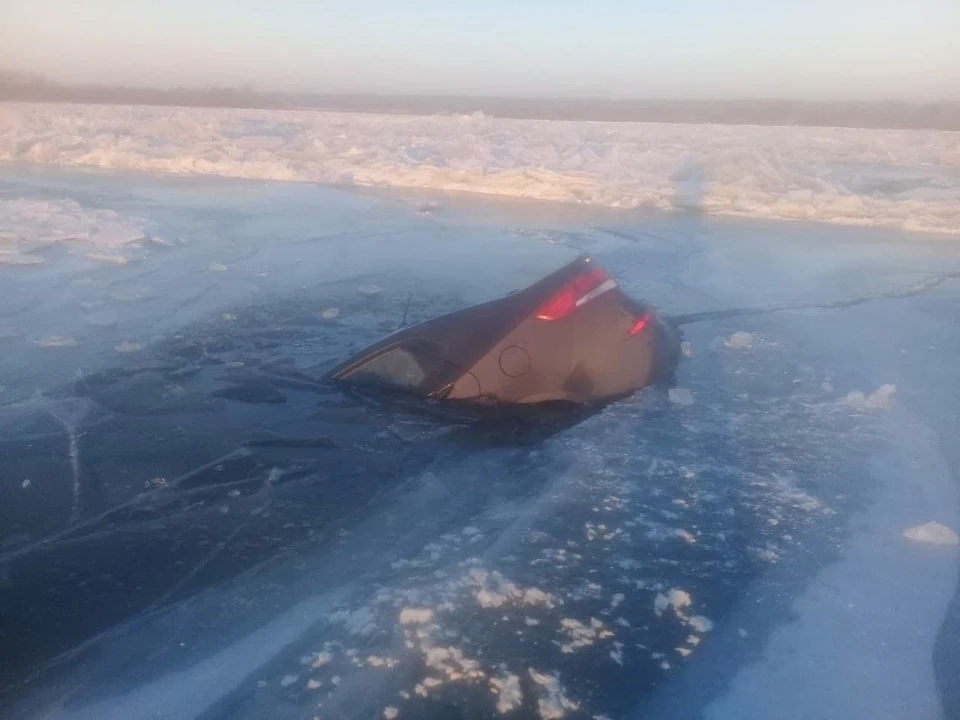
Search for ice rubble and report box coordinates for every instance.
[2,103,959,234]
[0,197,156,265]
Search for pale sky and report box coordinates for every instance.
[3,0,959,101]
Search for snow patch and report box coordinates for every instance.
[312,650,334,667]
[490,672,523,714]
[398,608,433,625]
[33,335,80,348]
[468,569,555,609]
[114,340,144,354]
[842,384,897,410]
[724,331,754,349]
[668,388,695,406]
[529,669,579,720]
[903,521,960,546]
[688,615,714,633]
[558,617,614,653]
[329,606,377,636]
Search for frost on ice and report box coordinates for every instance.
[903,521,960,546]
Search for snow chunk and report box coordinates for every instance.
[312,650,333,667]
[383,707,399,719]
[468,569,555,609]
[529,669,579,719]
[681,341,693,358]
[330,606,377,636]
[654,593,669,617]
[490,673,523,714]
[558,617,614,653]
[668,589,692,611]
[842,384,896,410]
[279,674,298,687]
[903,521,960,546]
[358,284,383,297]
[610,642,624,665]
[611,593,625,608]
[114,340,144,354]
[424,645,485,681]
[668,388,695,406]
[399,608,434,625]
[33,336,80,348]
[367,655,399,668]
[688,615,714,633]
[724,331,753,349]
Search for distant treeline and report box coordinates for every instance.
[2,71,957,131]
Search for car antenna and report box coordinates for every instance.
[398,292,413,330]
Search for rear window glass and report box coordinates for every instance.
[350,347,426,389]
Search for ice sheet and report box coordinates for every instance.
[1,103,959,234]
[1,167,959,720]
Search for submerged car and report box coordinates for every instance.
[327,254,682,416]
[0,255,681,689]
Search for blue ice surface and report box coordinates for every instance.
[0,165,958,720]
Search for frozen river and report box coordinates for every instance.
[1,162,958,720]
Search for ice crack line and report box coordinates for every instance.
[669,272,960,326]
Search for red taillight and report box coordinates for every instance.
[536,268,617,321]
[629,313,652,335]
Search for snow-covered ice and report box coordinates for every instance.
[2,103,959,234]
